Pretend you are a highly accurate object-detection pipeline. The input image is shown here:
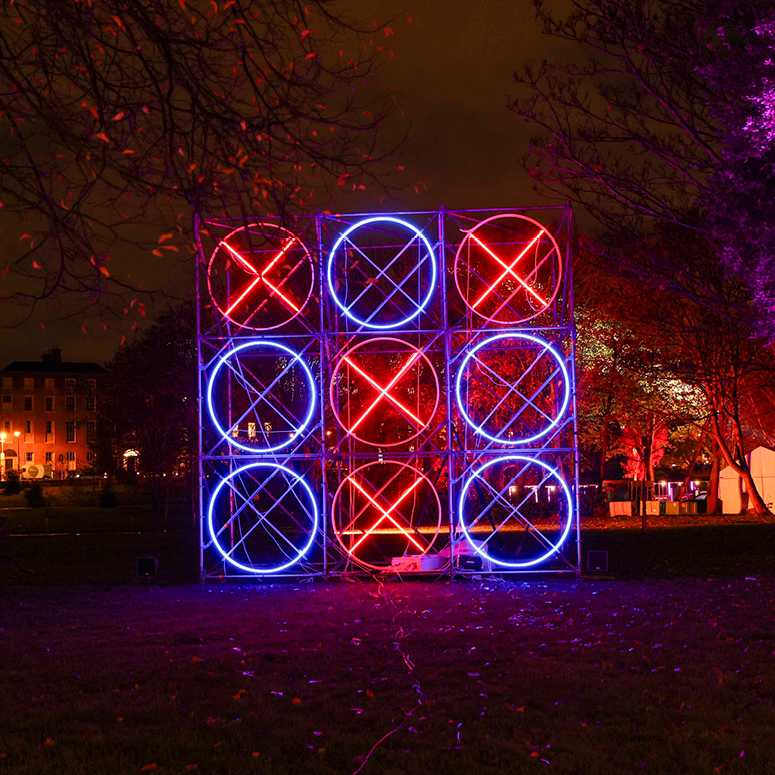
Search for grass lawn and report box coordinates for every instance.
[1,509,774,774]
[1,577,774,775]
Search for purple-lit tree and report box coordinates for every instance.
[705,10,775,334]
[0,0,399,322]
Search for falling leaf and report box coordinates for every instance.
[95,132,110,143]
[99,266,110,278]
[292,697,303,706]
[112,112,125,121]
[141,765,157,772]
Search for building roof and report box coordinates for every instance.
[2,361,107,374]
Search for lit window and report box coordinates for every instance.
[66,451,76,470]
[247,422,257,440]
[23,378,34,389]
[66,421,76,443]
[25,452,33,463]
[86,379,96,390]
[45,396,54,412]
[86,395,96,412]
[65,378,75,389]
[44,378,55,390]
[66,396,76,412]
[24,396,33,412]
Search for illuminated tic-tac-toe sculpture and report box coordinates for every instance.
[196,207,579,578]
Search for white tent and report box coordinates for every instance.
[719,446,775,514]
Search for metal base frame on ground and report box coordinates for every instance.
[195,205,580,580]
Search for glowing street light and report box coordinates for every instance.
[0,432,6,481]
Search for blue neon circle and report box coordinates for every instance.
[208,462,319,574]
[326,216,437,329]
[207,340,316,453]
[455,332,570,446]
[458,455,574,569]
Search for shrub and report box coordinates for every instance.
[3,471,21,496]
[24,482,46,508]
[99,489,119,508]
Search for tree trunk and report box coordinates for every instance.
[599,417,609,484]
[708,412,771,517]
[644,418,655,484]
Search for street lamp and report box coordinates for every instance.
[0,432,5,481]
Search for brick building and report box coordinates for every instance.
[0,348,106,478]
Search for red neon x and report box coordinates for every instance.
[469,231,548,309]
[222,238,300,315]
[345,351,423,433]
[347,476,425,553]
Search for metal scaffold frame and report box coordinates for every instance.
[195,205,580,580]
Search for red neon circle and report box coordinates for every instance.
[332,460,442,570]
[206,222,314,330]
[329,338,440,447]
[453,213,562,325]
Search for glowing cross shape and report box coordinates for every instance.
[344,354,423,433]
[221,238,300,315]
[469,231,548,309]
[344,350,424,433]
[346,475,425,553]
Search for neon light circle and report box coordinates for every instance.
[207,222,314,330]
[454,214,562,325]
[207,340,316,453]
[455,333,570,446]
[208,462,318,574]
[329,338,440,447]
[332,460,442,570]
[327,217,437,329]
[459,456,573,568]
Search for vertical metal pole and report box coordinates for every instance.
[227,282,234,571]
[439,207,457,576]
[317,211,329,578]
[194,215,205,583]
[565,202,582,578]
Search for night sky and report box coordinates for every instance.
[0,0,570,367]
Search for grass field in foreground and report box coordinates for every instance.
[1,578,774,775]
